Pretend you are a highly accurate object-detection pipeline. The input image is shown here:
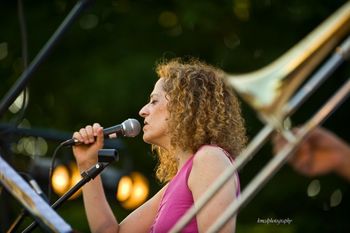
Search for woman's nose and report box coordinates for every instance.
[139,104,148,118]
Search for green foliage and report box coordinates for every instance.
[0,0,349,232]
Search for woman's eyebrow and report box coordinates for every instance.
[150,93,159,99]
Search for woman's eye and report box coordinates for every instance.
[151,100,158,104]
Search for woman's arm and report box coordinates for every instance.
[73,124,117,233]
[119,185,167,232]
[80,175,118,233]
[188,145,238,233]
[72,123,164,233]
[80,175,166,233]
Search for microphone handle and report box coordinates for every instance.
[61,138,79,146]
[103,124,123,136]
[61,124,123,146]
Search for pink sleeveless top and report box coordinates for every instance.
[149,145,240,233]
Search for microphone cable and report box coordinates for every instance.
[47,141,67,202]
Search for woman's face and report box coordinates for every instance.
[139,78,170,148]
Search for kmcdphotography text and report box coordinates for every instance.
[256,218,293,225]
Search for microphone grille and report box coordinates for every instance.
[122,118,141,137]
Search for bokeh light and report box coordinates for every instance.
[307,179,321,197]
[116,172,149,209]
[51,163,82,200]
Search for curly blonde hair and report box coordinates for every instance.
[153,58,247,183]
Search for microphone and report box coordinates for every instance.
[62,118,141,146]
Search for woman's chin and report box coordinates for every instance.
[142,135,152,144]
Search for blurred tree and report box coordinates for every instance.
[0,0,349,232]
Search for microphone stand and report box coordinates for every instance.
[21,149,118,233]
[0,0,94,117]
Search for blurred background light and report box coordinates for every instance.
[158,11,182,37]
[233,0,251,21]
[51,163,82,200]
[223,33,240,49]
[116,171,149,209]
[8,90,29,114]
[330,189,342,207]
[0,42,8,60]
[111,0,130,13]
[307,179,321,197]
[17,118,31,128]
[158,11,178,28]
[117,175,133,202]
[52,164,70,196]
[79,13,99,30]
[23,136,37,156]
[14,136,48,157]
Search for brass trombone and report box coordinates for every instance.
[170,1,350,232]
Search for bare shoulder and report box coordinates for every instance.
[189,145,232,188]
[192,145,232,169]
